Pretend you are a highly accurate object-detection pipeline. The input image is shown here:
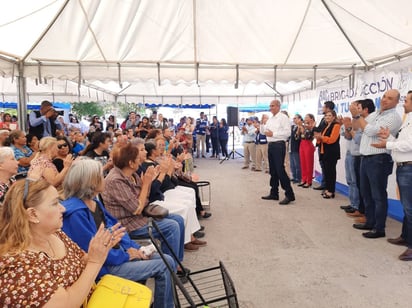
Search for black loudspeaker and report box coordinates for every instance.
[227,106,239,126]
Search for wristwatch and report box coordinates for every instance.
[346,127,352,132]
[352,115,361,120]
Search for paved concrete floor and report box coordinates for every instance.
[183,156,412,308]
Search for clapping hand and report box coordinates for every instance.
[371,126,390,149]
[349,102,362,117]
[377,126,390,139]
[342,117,352,128]
[142,165,159,183]
[63,154,74,168]
[87,223,126,265]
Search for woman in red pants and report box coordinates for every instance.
[297,114,316,188]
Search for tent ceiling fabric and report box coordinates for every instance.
[1,0,412,96]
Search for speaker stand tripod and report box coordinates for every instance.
[220,126,243,164]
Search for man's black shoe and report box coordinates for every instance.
[340,205,352,210]
[344,207,356,213]
[279,196,295,205]
[353,223,373,230]
[194,231,205,238]
[313,186,325,191]
[177,268,190,284]
[261,195,279,200]
[362,230,385,239]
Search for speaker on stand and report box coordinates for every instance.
[227,106,239,126]
[220,106,244,164]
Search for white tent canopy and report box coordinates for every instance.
[1,0,412,100]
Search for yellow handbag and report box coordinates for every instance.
[85,274,152,308]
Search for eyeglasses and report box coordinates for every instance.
[57,143,68,149]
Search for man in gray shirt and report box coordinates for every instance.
[350,89,402,238]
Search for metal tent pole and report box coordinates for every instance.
[17,62,28,132]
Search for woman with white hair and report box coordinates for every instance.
[27,137,73,189]
[0,147,18,205]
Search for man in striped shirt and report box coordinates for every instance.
[350,89,402,239]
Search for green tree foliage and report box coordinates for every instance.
[117,102,147,118]
[71,102,105,117]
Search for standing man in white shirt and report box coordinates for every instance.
[261,100,295,205]
[372,90,412,259]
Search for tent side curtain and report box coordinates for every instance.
[144,103,215,109]
[0,102,71,110]
[238,105,269,112]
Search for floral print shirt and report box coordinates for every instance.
[0,231,85,307]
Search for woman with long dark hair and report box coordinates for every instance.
[89,115,103,132]
[83,132,113,175]
[52,135,73,172]
[209,116,220,158]
[136,116,152,139]
[105,115,118,131]
[218,118,229,159]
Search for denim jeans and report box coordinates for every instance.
[397,165,412,248]
[345,152,360,208]
[129,214,185,262]
[360,154,393,232]
[289,151,301,182]
[353,155,365,213]
[107,253,176,308]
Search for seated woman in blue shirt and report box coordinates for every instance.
[61,158,176,308]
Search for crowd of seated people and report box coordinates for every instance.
[0,106,213,306]
[1,89,412,306]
